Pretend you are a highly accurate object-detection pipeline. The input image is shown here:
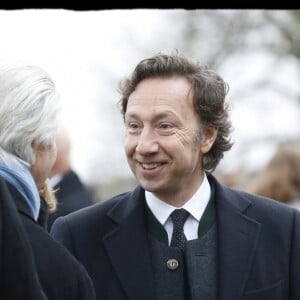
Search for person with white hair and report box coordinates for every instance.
[0,62,96,300]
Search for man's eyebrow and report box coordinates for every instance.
[153,111,176,120]
[124,112,139,120]
[125,111,176,121]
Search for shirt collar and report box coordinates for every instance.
[145,173,211,225]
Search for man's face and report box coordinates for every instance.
[124,76,215,205]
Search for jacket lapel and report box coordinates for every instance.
[103,186,156,300]
[210,175,261,300]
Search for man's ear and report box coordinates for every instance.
[31,140,38,150]
[200,127,218,154]
[31,140,48,152]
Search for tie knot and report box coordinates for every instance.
[170,208,190,229]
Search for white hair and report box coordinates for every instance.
[0,62,61,165]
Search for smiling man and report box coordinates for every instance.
[51,51,300,300]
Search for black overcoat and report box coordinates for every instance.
[6,181,96,300]
[0,178,46,300]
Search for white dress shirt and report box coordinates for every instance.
[145,173,211,245]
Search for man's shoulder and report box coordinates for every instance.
[227,183,295,212]
[59,190,132,223]
[209,172,295,213]
[50,190,137,240]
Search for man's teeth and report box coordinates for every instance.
[142,163,160,169]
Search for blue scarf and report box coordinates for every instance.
[0,149,40,220]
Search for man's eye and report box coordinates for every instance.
[160,123,172,129]
[127,122,138,129]
[127,123,141,132]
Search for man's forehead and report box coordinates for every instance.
[128,95,174,103]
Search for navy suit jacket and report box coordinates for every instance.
[51,173,300,300]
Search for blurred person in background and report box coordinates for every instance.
[47,127,95,232]
[248,141,300,210]
[51,51,300,300]
[0,62,96,300]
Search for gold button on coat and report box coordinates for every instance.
[167,259,179,270]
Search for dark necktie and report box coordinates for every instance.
[170,208,190,250]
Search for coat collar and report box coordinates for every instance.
[6,181,36,221]
[6,181,48,228]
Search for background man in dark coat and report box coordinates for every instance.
[47,128,95,232]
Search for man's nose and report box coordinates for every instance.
[135,128,159,154]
